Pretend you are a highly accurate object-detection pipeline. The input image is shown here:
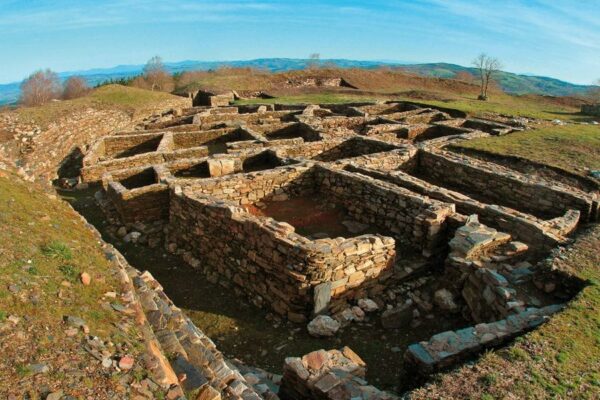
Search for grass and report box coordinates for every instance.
[41,241,73,260]
[236,93,381,105]
[392,93,591,122]
[410,224,600,399]
[13,85,185,128]
[0,170,150,396]
[240,91,592,122]
[454,124,600,175]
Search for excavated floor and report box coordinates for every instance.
[59,185,469,392]
[244,194,379,238]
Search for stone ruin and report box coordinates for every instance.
[78,100,599,399]
[581,103,600,117]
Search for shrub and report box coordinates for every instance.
[62,76,90,100]
[20,69,61,106]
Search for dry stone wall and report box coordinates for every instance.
[313,165,455,257]
[419,150,598,221]
[166,187,396,321]
[346,164,579,254]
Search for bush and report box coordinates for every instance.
[62,76,90,100]
[20,69,61,106]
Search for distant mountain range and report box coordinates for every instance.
[1,58,596,105]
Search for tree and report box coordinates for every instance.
[307,53,321,70]
[143,56,173,91]
[472,53,502,100]
[20,69,61,106]
[62,76,90,100]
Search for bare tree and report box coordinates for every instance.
[307,53,321,70]
[143,56,173,91]
[20,69,61,106]
[62,76,90,100]
[472,53,502,100]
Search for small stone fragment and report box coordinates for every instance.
[118,355,134,370]
[80,272,91,286]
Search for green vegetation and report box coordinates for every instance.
[412,224,600,399]
[239,90,590,121]
[41,241,73,260]
[0,170,148,394]
[236,93,380,105]
[14,84,183,128]
[455,124,600,175]
[401,62,594,96]
[398,94,589,121]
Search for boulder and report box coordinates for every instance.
[307,315,340,337]
[358,298,379,312]
[434,289,458,312]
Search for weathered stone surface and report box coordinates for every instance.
[433,289,458,312]
[405,304,564,374]
[307,316,340,337]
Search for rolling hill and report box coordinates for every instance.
[1,58,596,105]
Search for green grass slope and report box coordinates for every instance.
[0,171,160,398]
[455,125,600,175]
[402,63,596,96]
[410,223,600,399]
[13,85,187,128]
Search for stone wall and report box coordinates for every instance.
[106,181,169,224]
[279,348,398,400]
[102,133,164,159]
[313,165,455,257]
[581,104,600,116]
[340,146,418,172]
[82,147,210,182]
[311,137,398,162]
[346,165,579,254]
[419,150,598,221]
[166,187,396,321]
[173,163,315,204]
[404,304,564,375]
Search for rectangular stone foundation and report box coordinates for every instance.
[165,163,454,319]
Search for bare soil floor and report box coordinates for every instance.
[59,186,469,393]
[245,194,379,238]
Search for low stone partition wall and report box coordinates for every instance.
[166,187,396,320]
[252,122,323,142]
[385,110,449,125]
[419,149,598,221]
[335,146,418,172]
[274,140,345,160]
[192,110,293,129]
[300,116,366,137]
[105,180,169,224]
[313,165,455,258]
[345,165,579,253]
[172,163,315,205]
[102,132,164,159]
[279,348,398,400]
[448,145,600,193]
[171,127,256,150]
[404,304,564,375]
[82,147,210,182]
[311,137,398,162]
[176,162,452,258]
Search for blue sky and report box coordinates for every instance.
[1,0,599,84]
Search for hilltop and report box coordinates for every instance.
[1,58,597,105]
